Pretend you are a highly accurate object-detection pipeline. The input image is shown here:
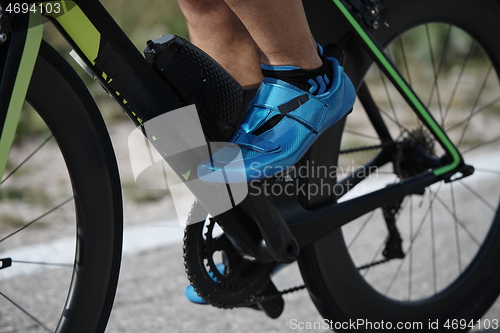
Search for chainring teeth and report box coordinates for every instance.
[183,210,275,308]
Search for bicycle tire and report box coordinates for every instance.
[299,0,500,331]
[0,41,122,332]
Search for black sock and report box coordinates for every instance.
[252,46,333,135]
[261,53,331,95]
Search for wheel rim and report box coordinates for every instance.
[0,103,77,332]
[341,22,500,301]
[0,42,121,333]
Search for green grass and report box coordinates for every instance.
[44,0,188,50]
[1,214,29,229]
[12,105,51,145]
[122,180,169,203]
[99,0,188,47]
[0,185,53,207]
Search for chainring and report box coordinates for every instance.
[183,210,275,309]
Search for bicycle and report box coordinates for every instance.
[1,0,500,332]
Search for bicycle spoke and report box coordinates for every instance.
[408,196,413,301]
[12,260,73,268]
[0,291,52,333]
[355,198,410,273]
[443,40,475,124]
[457,65,493,147]
[445,95,500,133]
[338,16,500,315]
[450,183,463,273]
[338,17,500,311]
[458,181,496,212]
[385,252,407,295]
[394,36,419,125]
[402,187,441,252]
[378,107,410,135]
[474,167,500,175]
[361,237,387,277]
[425,24,446,126]
[375,78,426,143]
[0,41,123,332]
[343,129,380,141]
[379,69,401,130]
[461,134,500,155]
[0,197,73,244]
[397,35,412,87]
[436,25,453,125]
[433,194,480,246]
[385,185,441,295]
[347,210,376,249]
[1,135,54,185]
[429,191,437,294]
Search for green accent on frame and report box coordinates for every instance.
[182,170,191,181]
[0,13,44,180]
[331,0,461,176]
[46,1,101,65]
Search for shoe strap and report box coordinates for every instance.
[240,78,310,133]
[233,132,281,153]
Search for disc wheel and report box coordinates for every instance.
[299,0,500,331]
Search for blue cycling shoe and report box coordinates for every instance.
[185,263,225,304]
[198,54,356,183]
[185,262,288,304]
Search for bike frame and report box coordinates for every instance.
[0,0,470,258]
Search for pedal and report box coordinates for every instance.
[184,263,225,305]
[144,35,244,142]
[251,279,285,319]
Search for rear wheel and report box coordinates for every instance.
[299,0,500,330]
[0,42,122,332]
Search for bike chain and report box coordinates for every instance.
[183,143,389,308]
[216,255,392,308]
[340,143,387,154]
[357,258,391,270]
[228,284,306,308]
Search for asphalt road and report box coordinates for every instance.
[1,220,498,333]
[105,223,500,333]
[2,120,500,332]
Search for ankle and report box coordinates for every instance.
[261,45,332,95]
[260,39,323,69]
[261,54,323,70]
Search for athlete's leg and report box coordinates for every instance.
[196,0,356,181]
[223,0,322,69]
[178,0,356,181]
[177,0,262,86]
